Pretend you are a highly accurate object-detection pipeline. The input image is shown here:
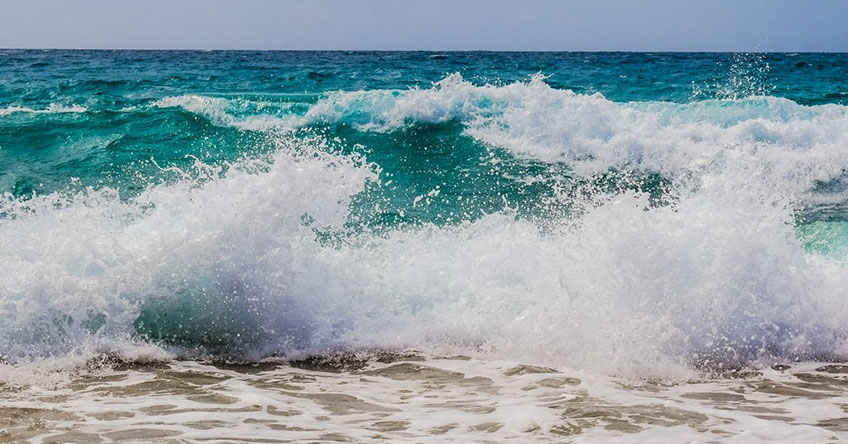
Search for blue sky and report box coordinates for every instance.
[0,0,845,51]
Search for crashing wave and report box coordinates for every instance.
[2,74,848,378]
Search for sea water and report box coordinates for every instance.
[1,50,848,442]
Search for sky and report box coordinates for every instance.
[0,0,845,52]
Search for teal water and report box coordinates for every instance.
[1,51,848,373]
[1,51,846,198]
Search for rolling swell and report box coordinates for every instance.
[1,53,848,378]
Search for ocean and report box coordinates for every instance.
[1,50,847,442]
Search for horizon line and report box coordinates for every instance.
[2,48,848,54]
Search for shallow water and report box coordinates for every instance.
[2,355,847,443]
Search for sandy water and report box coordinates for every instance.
[2,355,847,443]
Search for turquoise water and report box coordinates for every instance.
[2,50,848,374]
[2,51,846,201]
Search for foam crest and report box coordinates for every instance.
[0,103,87,116]
[152,94,300,131]
[304,74,848,190]
[1,130,847,378]
[0,136,378,363]
[154,75,848,194]
[4,74,848,378]
[299,192,848,376]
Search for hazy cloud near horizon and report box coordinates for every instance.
[0,0,845,51]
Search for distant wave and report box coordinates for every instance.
[0,103,88,117]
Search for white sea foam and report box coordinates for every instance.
[299,74,848,193]
[155,74,848,192]
[1,131,847,379]
[3,359,844,443]
[0,103,88,116]
[3,75,848,378]
[152,94,298,131]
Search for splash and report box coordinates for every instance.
[157,73,848,193]
[691,52,776,100]
[2,72,848,379]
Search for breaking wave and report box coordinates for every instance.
[3,74,848,379]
